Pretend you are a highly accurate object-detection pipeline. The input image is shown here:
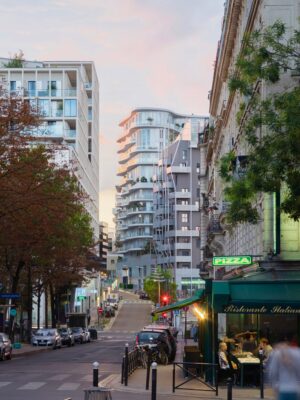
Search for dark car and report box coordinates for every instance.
[136,330,172,364]
[58,328,75,347]
[143,325,177,362]
[0,333,12,361]
[139,292,150,300]
[71,327,86,344]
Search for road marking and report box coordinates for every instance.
[57,382,81,391]
[49,374,71,381]
[18,382,46,390]
[0,382,11,388]
[99,374,119,387]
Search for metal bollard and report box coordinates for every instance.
[151,362,157,400]
[93,361,99,387]
[259,350,264,399]
[124,343,129,386]
[146,348,152,390]
[227,377,233,400]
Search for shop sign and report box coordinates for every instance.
[213,256,252,267]
[223,303,300,314]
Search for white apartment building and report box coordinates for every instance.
[114,108,196,289]
[205,0,300,275]
[153,117,208,295]
[0,59,100,238]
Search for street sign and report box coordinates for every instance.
[183,306,189,312]
[212,256,252,267]
[77,296,86,301]
[0,293,21,299]
[97,307,103,315]
[10,309,17,317]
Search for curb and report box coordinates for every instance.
[13,346,52,359]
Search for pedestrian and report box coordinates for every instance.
[268,343,300,400]
[257,338,273,366]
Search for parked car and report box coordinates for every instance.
[83,328,91,343]
[143,324,177,362]
[135,329,172,364]
[71,327,86,344]
[104,306,115,317]
[0,333,12,360]
[32,329,62,349]
[58,328,75,347]
[139,292,150,300]
[107,298,119,310]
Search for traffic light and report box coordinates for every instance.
[162,294,169,306]
[162,312,167,318]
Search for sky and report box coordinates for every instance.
[0,0,225,229]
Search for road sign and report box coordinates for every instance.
[77,296,86,301]
[183,306,189,312]
[212,256,252,267]
[97,307,103,315]
[0,293,21,299]
[10,309,17,317]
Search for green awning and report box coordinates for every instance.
[154,289,205,314]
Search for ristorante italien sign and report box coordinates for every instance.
[213,256,252,267]
[223,304,300,314]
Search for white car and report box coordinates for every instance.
[32,329,62,349]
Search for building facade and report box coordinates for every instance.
[153,117,208,294]
[0,59,100,239]
[114,108,197,289]
[203,0,300,276]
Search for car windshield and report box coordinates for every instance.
[138,332,161,342]
[59,329,67,333]
[72,328,81,333]
[35,330,55,336]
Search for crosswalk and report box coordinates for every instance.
[122,300,152,304]
[0,373,120,392]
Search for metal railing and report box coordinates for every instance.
[172,361,219,395]
[121,344,146,386]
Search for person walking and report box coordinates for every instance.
[268,343,300,400]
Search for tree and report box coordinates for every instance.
[219,21,300,225]
[143,268,177,305]
[0,89,95,339]
[2,50,25,68]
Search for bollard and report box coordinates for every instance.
[93,361,99,387]
[259,349,264,399]
[124,343,129,387]
[121,355,125,384]
[227,377,232,400]
[151,362,157,400]
[172,363,175,393]
[146,348,152,390]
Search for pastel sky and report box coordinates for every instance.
[0,0,224,229]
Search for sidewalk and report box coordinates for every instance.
[13,343,51,358]
[106,336,275,400]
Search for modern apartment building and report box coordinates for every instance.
[0,58,100,239]
[153,117,208,295]
[204,0,300,276]
[114,108,195,289]
[99,221,113,270]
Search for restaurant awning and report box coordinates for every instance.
[154,289,205,314]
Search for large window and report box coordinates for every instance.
[51,100,63,117]
[28,81,36,97]
[64,99,77,117]
[38,99,49,117]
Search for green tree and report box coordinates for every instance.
[219,21,300,225]
[143,268,177,305]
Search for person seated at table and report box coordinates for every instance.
[218,342,238,383]
[242,332,257,353]
[255,338,273,366]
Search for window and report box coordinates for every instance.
[64,99,77,117]
[10,81,16,91]
[182,150,187,160]
[38,99,49,117]
[51,100,63,117]
[181,226,188,231]
[88,138,92,153]
[196,188,200,197]
[28,81,36,97]
[49,80,62,97]
[181,213,188,223]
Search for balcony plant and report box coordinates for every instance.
[141,176,147,183]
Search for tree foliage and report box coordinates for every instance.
[143,268,177,305]
[0,89,95,335]
[219,21,300,225]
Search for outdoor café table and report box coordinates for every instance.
[236,356,260,387]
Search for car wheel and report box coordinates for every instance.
[68,340,71,347]
[53,342,56,350]
[7,351,12,360]
[80,338,83,344]
[1,351,5,361]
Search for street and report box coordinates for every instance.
[0,296,152,400]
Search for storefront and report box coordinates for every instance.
[212,270,300,347]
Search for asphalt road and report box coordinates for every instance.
[0,294,153,400]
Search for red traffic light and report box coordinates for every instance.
[162,312,167,318]
[162,295,168,302]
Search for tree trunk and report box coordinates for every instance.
[26,264,32,344]
[45,287,48,328]
[49,284,56,328]
[37,285,41,330]
[8,260,24,341]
